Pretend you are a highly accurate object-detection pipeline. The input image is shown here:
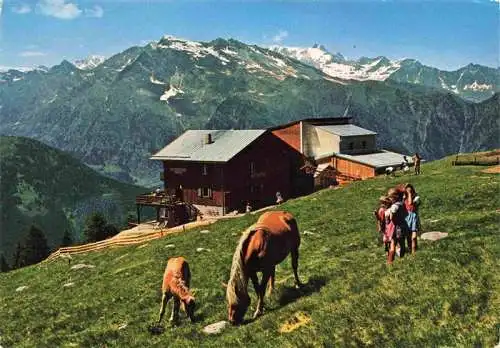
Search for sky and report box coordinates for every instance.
[0,0,498,71]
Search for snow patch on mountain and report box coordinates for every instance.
[221,47,238,56]
[115,58,134,72]
[150,75,166,85]
[74,55,106,70]
[463,81,493,91]
[158,36,230,65]
[160,86,184,103]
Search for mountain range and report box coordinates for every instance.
[271,44,499,102]
[0,36,498,187]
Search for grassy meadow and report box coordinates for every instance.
[0,156,499,347]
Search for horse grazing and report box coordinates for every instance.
[157,257,195,324]
[226,210,302,325]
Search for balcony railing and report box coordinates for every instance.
[135,192,178,206]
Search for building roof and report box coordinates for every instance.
[150,129,266,162]
[334,150,411,169]
[317,124,377,137]
[314,163,334,178]
[268,117,351,131]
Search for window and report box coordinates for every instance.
[349,142,354,150]
[250,162,256,176]
[202,164,208,176]
[362,141,367,149]
[198,187,212,198]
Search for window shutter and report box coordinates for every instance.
[208,188,212,198]
[197,188,202,197]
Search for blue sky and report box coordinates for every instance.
[0,0,498,71]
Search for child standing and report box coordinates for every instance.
[404,184,421,255]
[384,188,409,264]
[374,195,392,255]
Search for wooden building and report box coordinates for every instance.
[271,117,411,187]
[151,130,313,216]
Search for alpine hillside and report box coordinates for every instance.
[0,36,498,186]
[0,156,498,347]
[271,45,499,102]
[0,136,146,265]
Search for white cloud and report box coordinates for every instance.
[0,0,4,16]
[19,51,47,57]
[491,0,500,3]
[85,5,103,18]
[272,30,288,43]
[36,0,82,20]
[12,3,32,14]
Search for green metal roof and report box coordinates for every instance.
[150,129,266,162]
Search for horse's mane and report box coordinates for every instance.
[169,270,193,301]
[227,225,259,306]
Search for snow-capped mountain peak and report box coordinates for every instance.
[270,44,345,66]
[73,55,106,70]
[271,45,400,81]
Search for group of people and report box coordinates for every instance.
[374,183,421,265]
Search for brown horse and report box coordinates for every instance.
[226,210,302,325]
[157,257,195,324]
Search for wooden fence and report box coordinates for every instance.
[42,218,216,264]
[452,155,499,166]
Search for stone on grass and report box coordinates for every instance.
[16,286,28,292]
[118,323,127,330]
[63,282,74,288]
[196,247,211,252]
[203,320,228,334]
[165,244,175,248]
[421,232,449,241]
[200,230,210,234]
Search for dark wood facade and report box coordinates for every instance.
[160,132,313,214]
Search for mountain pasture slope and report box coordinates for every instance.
[0,157,498,347]
[0,136,146,263]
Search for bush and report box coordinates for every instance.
[84,212,119,243]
